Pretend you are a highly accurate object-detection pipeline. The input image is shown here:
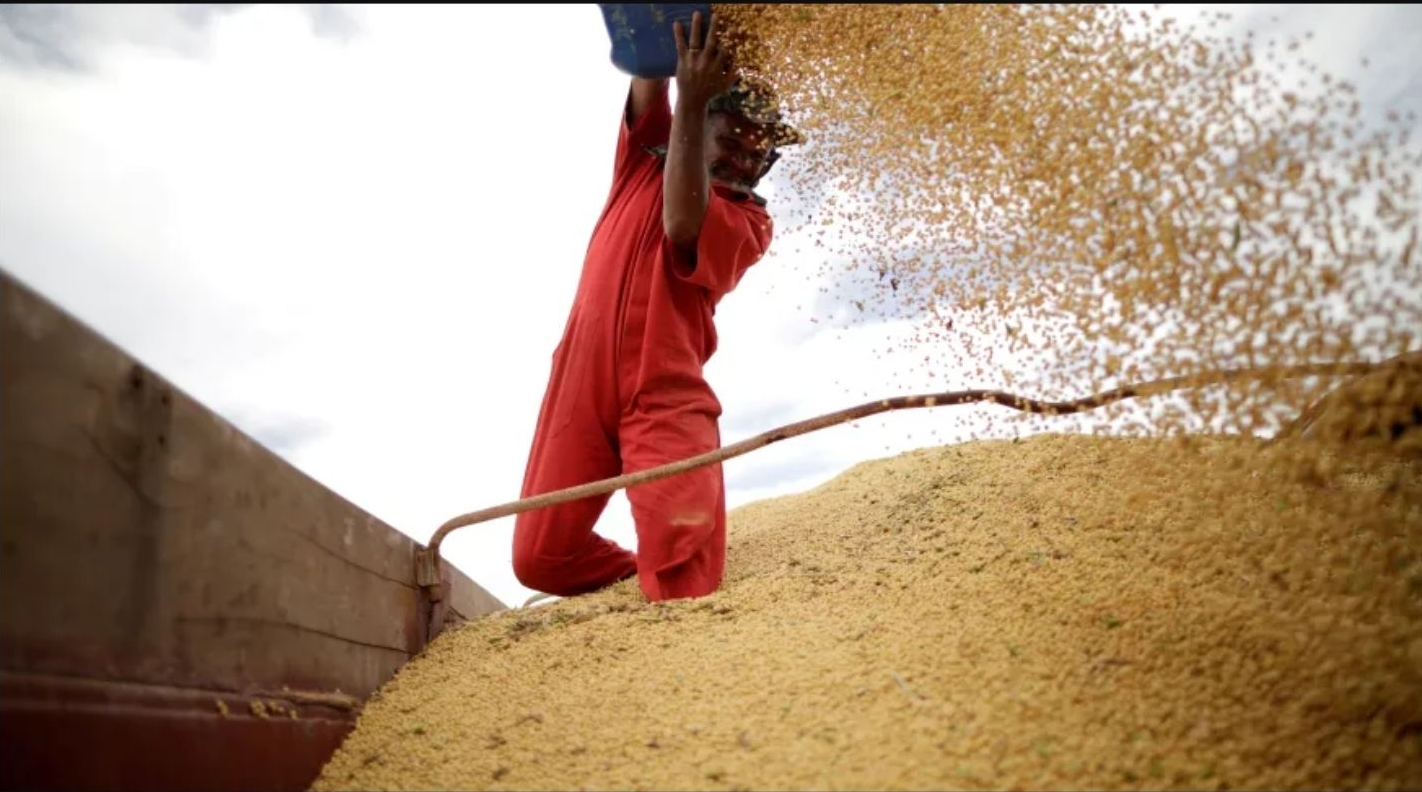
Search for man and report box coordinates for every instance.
[512,11,801,601]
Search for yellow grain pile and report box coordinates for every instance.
[314,434,1422,791]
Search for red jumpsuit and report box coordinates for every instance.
[512,83,773,602]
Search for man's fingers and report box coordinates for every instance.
[689,10,703,50]
[705,12,718,51]
[673,19,686,57]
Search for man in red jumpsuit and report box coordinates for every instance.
[512,12,800,602]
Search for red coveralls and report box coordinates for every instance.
[512,83,773,602]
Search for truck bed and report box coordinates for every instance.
[1,270,505,791]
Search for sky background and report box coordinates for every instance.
[2,4,1419,608]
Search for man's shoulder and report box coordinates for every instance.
[736,190,770,209]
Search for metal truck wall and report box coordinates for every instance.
[0,270,506,791]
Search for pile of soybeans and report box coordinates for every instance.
[315,434,1421,791]
[315,4,1422,790]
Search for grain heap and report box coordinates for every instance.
[315,435,1421,790]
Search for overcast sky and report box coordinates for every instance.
[2,4,1419,608]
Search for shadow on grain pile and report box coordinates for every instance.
[314,433,1422,792]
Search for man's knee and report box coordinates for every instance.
[512,548,563,594]
[512,542,635,597]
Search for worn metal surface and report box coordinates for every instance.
[1,672,355,791]
[0,269,506,790]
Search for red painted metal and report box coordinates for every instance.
[0,672,356,792]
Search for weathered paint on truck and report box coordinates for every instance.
[0,270,505,791]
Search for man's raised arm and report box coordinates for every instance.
[628,77,668,128]
[664,11,734,253]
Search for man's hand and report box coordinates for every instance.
[673,11,734,109]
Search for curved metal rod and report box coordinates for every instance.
[415,359,1388,587]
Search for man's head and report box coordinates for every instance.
[704,80,803,195]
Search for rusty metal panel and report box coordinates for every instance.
[0,269,507,790]
[1,672,356,791]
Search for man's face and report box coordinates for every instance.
[706,111,774,194]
